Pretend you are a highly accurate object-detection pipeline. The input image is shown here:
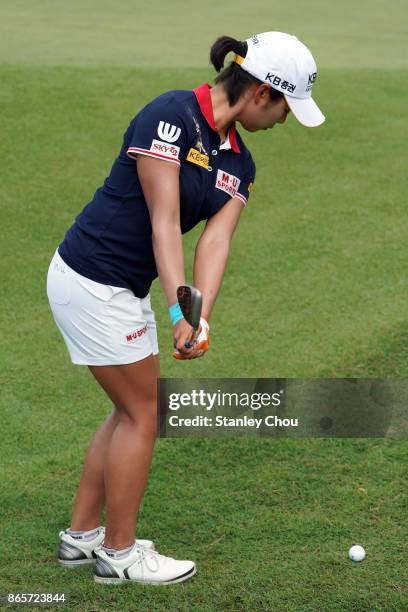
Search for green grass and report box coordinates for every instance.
[1,434,407,610]
[2,65,408,378]
[1,2,408,610]
[0,0,407,69]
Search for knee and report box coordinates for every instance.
[114,402,157,439]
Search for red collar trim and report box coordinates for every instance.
[193,83,241,154]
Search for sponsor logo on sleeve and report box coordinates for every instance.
[157,121,181,143]
[248,182,254,193]
[216,169,241,197]
[187,148,209,169]
[150,139,180,160]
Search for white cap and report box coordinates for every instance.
[234,32,325,127]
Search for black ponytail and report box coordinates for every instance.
[210,36,247,72]
[209,35,284,106]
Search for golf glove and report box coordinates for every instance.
[173,317,210,360]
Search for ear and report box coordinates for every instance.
[253,84,271,104]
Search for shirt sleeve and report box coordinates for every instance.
[234,154,256,206]
[126,95,189,167]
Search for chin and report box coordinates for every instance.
[238,121,256,132]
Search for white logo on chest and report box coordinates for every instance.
[215,169,241,197]
[157,121,181,143]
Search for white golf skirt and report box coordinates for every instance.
[46,249,159,365]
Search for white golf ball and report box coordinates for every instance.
[348,545,366,562]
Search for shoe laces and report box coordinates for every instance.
[135,545,168,574]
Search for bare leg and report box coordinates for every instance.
[69,410,119,531]
[69,354,160,539]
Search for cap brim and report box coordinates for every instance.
[284,94,325,127]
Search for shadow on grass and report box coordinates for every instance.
[330,322,408,378]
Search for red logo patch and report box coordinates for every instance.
[125,324,148,343]
[150,139,180,159]
[216,169,241,197]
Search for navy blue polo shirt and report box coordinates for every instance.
[58,83,256,298]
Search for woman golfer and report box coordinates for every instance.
[47,31,324,585]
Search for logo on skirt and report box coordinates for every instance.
[125,324,148,343]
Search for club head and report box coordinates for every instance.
[177,285,202,329]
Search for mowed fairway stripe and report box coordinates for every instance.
[0,0,407,68]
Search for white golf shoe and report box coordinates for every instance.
[94,542,196,585]
[58,527,154,567]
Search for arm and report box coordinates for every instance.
[136,155,184,307]
[194,197,245,322]
[137,155,197,354]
